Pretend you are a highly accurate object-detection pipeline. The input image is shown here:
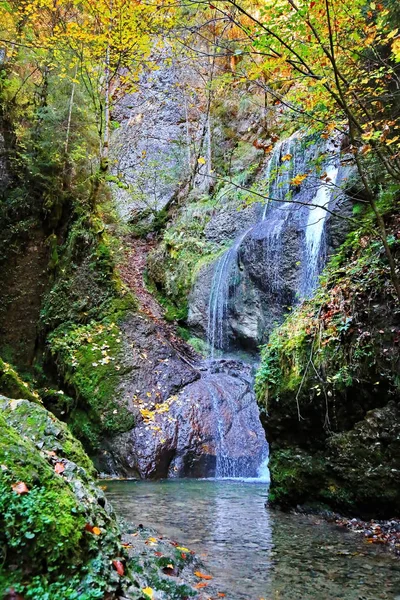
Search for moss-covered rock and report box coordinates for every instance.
[0,396,95,476]
[256,200,400,518]
[0,358,41,403]
[0,397,126,599]
[47,313,136,452]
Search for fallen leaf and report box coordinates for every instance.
[197,156,206,165]
[54,462,65,474]
[142,587,154,599]
[11,482,29,495]
[181,553,187,559]
[217,594,226,598]
[85,523,101,535]
[146,536,158,545]
[154,551,163,557]
[194,582,208,589]
[112,560,124,576]
[176,546,190,552]
[194,571,213,580]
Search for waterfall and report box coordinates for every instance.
[206,133,342,355]
[202,133,342,482]
[207,228,252,357]
[302,158,339,297]
[206,367,269,480]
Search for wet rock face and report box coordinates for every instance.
[204,198,261,245]
[231,218,302,349]
[188,198,353,352]
[97,323,267,479]
[188,211,305,351]
[188,136,355,353]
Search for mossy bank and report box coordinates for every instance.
[256,193,400,518]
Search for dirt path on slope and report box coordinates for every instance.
[119,236,200,368]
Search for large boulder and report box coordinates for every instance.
[101,358,268,479]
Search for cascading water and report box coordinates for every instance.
[203,133,343,480]
[302,145,340,296]
[207,228,252,358]
[206,132,343,354]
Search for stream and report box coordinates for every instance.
[105,479,400,600]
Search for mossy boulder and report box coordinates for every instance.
[0,395,95,476]
[0,397,126,599]
[47,314,136,452]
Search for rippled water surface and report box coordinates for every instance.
[105,480,400,600]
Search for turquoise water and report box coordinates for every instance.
[105,479,400,599]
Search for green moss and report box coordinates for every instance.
[0,400,131,599]
[48,307,135,451]
[41,213,137,331]
[0,417,88,595]
[0,358,41,403]
[146,193,229,315]
[0,396,96,476]
[268,448,327,508]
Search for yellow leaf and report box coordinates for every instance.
[194,571,213,580]
[387,28,398,40]
[197,156,206,165]
[92,527,101,535]
[146,536,158,545]
[281,153,292,162]
[291,173,308,186]
[176,546,190,552]
[142,587,154,598]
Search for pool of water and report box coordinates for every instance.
[105,479,400,600]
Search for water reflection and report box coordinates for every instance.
[105,480,400,600]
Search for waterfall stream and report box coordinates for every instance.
[203,134,343,480]
[207,134,342,355]
[207,228,253,358]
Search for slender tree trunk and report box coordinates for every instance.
[101,42,111,172]
[64,64,78,156]
[206,113,212,185]
[184,94,192,173]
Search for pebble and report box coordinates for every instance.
[335,516,400,555]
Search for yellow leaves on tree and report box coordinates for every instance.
[392,37,400,63]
